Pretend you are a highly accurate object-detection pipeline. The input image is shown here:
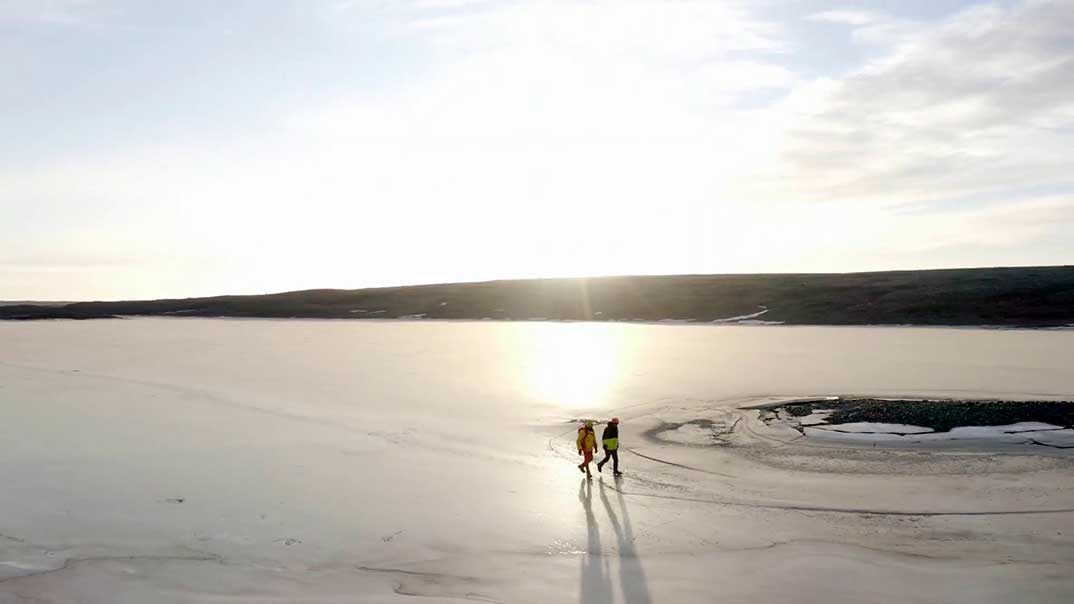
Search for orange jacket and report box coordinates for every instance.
[576,427,597,452]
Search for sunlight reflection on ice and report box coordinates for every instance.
[516,322,627,411]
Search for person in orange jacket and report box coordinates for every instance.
[577,420,598,478]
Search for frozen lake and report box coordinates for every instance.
[2,318,1073,602]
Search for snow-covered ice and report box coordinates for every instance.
[1027,429,1074,448]
[813,422,935,434]
[955,421,1063,434]
[653,422,727,445]
[797,410,834,425]
[804,422,1074,446]
[1,318,1073,603]
[710,306,770,323]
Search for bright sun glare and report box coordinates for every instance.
[522,323,625,411]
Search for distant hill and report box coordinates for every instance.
[3,266,1073,327]
[0,301,72,307]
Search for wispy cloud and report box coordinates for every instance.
[808,8,919,47]
[0,0,99,26]
[807,9,884,26]
[297,0,793,139]
[411,0,496,9]
[776,0,1074,205]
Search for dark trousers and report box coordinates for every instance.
[598,448,619,472]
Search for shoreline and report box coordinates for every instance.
[4,314,1073,331]
[4,266,1073,327]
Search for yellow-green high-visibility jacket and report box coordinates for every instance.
[601,423,619,450]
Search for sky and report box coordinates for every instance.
[2,0,1073,300]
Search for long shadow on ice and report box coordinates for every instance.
[599,477,653,604]
[579,478,614,604]
[578,476,653,604]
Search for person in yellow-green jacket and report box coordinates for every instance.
[597,417,622,476]
[577,420,598,478]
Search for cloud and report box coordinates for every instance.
[0,0,100,26]
[411,0,494,8]
[807,9,884,26]
[775,0,1074,205]
[293,0,794,149]
[806,8,921,49]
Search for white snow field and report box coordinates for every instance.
[2,318,1074,603]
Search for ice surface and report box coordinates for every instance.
[1027,429,1074,448]
[1,319,1073,603]
[656,423,721,445]
[804,426,911,441]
